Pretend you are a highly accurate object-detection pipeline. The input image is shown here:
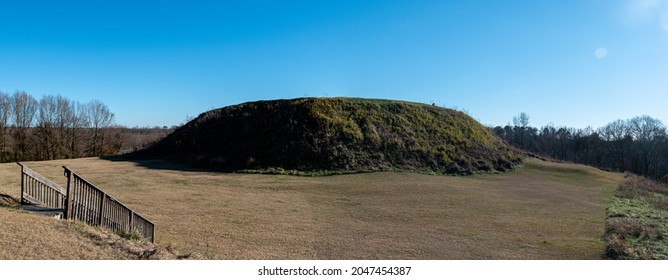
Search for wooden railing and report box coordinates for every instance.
[63,167,155,243]
[18,163,66,209]
[16,163,155,243]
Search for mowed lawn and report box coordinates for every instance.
[0,158,622,259]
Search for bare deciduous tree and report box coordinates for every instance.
[513,112,530,128]
[55,95,75,158]
[628,116,666,175]
[11,91,38,160]
[512,112,530,147]
[86,100,115,156]
[0,90,126,161]
[628,115,665,142]
[36,95,59,160]
[598,119,632,171]
[69,101,90,158]
[0,92,11,161]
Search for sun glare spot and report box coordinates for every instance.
[594,47,608,59]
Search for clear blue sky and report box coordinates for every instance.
[1,0,667,128]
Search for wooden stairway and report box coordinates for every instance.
[17,163,155,242]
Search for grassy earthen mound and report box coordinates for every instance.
[138,98,521,174]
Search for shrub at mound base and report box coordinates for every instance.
[139,98,522,174]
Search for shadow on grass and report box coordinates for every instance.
[101,155,216,173]
[101,155,360,176]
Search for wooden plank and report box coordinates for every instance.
[98,193,106,226]
[20,165,66,195]
[82,182,89,223]
[129,211,134,233]
[22,193,43,205]
[20,166,25,205]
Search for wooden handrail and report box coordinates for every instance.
[16,163,155,243]
[18,163,66,195]
[18,162,66,209]
[63,166,155,242]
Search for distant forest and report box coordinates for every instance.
[492,113,668,180]
[0,90,172,162]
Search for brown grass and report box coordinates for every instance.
[0,157,622,259]
[617,175,668,210]
[0,206,193,259]
[620,174,668,196]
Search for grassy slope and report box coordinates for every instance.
[0,206,184,260]
[0,157,621,259]
[605,175,668,259]
[0,166,192,260]
[142,98,521,174]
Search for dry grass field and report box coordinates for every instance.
[0,206,186,260]
[0,157,622,259]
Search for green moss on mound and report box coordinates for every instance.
[140,98,522,174]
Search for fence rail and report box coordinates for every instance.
[18,163,66,209]
[64,167,155,242]
[16,163,155,243]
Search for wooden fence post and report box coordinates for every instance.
[98,193,106,226]
[129,211,134,233]
[63,168,73,220]
[18,163,25,205]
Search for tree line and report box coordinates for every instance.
[0,90,172,163]
[492,113,668,180]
